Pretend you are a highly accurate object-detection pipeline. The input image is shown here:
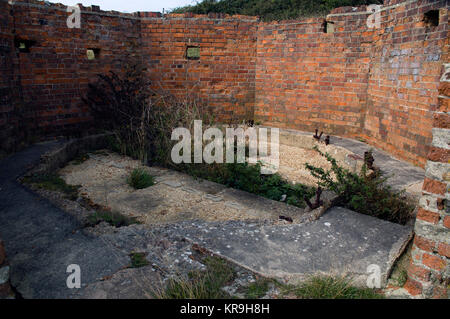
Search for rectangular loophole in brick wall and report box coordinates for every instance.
[424,10,439,27]
[323,21,334,34]
[186,46,200,60]
[87,48,100,60]
[14,38,36,53]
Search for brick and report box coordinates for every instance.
[432,113,450,129]
[416,208,440,224]
[408,263,430,282]
[413,235,436,252]
[444,216,450,229]
[422,253,445,271]
[404,278,423,296]
[427,147,450,163]
[0,282,12,298]
[422,178,447,196]
[437,242,450,258]
[432,286,449,299]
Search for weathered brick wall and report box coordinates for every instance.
[255,0,448,167]
[364,0,448,167]
[9,1,144,140]
[1,0,447,167]
[140,13,258,122]
[255,7,373,137]
[0,0,16,155]
[406,41,449,299]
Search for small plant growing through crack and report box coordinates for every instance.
[280,276,384,299]
[127,168,155,189]
[305,146,414,224]
[240,278,274,299]
[130,252,149,268]
[313,128,323,141]
[22,173,81,200]
[153,256,236,299]
[304,186,323,210]
[86,210,140,227]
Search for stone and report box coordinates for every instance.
[0,266,10,285]
[204,194,223,202]
[181,207,413,288]
[425,161,450,182]
[224,201,243,210]
[162,180,182,188]
[431,128,450,150]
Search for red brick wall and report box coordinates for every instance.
[406,38,449,298]
[140,13,257,122]
[364,0,448,167]
[9,1,144,140]
[1,0,448,168]
[255,0,448,167]
[255,8,373,137]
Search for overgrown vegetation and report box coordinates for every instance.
[305,147,415,224]
[127,168,155,189]
[178,161,314,208]
[241,278,273,299]
[172,0,382,21]
[156,256,236,299]
[84,58,214,165]
[86,60,312,208]
[23,173,80,200]
[281,276,384,299]
[130,252,150,268]
[86,210,140,227]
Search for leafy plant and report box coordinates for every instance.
[84,58,215,166]
[127,168,155,189]
[305,147,414,224]
[178,161,314,208]
[130,252,149,268]
[84,56,152,162]
[282,276,384,299]
[23,173,80,200]
[241,278,272,299]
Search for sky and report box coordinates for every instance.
[49,0,198,13]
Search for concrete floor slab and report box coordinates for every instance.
[181,207,413,287]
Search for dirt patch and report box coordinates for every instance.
[278,143,361,186]
[59,151,287,225]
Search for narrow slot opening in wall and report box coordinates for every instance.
[424,10,439,27]
[87,48,101,60]
[323,20,334,34]
[14,38,36,53]
[186,46,200,60]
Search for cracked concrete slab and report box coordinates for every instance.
[181,207,413,287]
